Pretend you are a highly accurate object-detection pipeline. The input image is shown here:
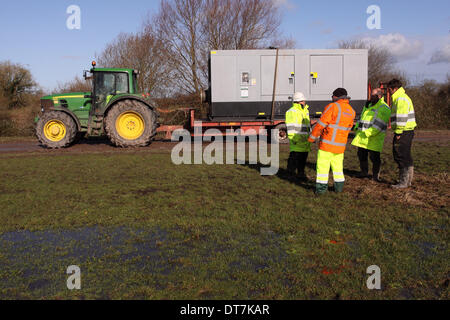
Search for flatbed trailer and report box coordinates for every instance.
[156,85,375,142]
[157,109,309,142]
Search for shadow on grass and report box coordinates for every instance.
[240,159,392,192]
[239,162,316,191]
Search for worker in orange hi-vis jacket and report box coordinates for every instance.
[308,88,356,195]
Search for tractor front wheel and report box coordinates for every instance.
[36,111,78,148]
[104,99,157,147]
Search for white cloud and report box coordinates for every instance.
[428,43,450,64]
[361,33,423,61]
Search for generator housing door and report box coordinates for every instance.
[310,55,343,99]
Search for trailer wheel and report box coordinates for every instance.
[273,123,289,144]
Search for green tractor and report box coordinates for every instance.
[36,61,159,148]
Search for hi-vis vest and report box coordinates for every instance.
[308,99,355,154]
[351,97,391,152]
[390,87,417,134]
[285,103,311,152]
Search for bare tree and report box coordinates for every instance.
[55,76,91,93]
[202,0,283,50]
[270,36,296,50]
[97,28,172,97]
[338,39,397,86]
[197,0,293,82]
[151,0,291,95]
[153,0,206,96]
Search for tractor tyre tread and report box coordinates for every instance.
[35,111,78,149]
[104,99,157,148]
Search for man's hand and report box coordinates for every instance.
[396,134,402,140]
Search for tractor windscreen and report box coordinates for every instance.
[95,72,128,96]
[94,72,129,106]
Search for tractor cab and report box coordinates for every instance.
[84,61,139,112]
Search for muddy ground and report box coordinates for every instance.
[0,130,448,155]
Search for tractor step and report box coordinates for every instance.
[88,115,105,136]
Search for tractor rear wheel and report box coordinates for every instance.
[36,111,78,148]
[104,99,157,147]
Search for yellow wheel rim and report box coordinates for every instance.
[43,120,66,142]
[115,111,145,140]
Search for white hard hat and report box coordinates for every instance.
[293,92,306,102]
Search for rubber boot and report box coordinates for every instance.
[356,160,369,178]
[407,166,414,187]
[315,183,328,195]
[287,156,296,176]
[395,170,402,184]
[334,182,344,193]
[372,162,381,182]
[391,168,409,189]
[297,170,309,182]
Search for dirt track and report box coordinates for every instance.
[0,130,448,155]
[0,139,179,155]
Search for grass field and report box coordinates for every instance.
[0,134,448,299]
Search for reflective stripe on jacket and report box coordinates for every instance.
[390,87,417,134]
[286,103,311,152]
[351,97,391,152]
[308,99,355,154]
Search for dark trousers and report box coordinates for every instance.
[287,152,308,176]
[357,147,381,173]
[393,130,414,169]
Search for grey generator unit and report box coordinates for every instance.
[207,49,368,120]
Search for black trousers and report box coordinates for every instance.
[357,147,381,169]
[287,152,308,176]
[393,130,414,169]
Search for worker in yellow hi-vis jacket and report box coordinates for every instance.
[388,79,417,189]
[285,92,311,182]
[351,88,391,182]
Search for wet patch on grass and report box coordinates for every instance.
[0,226,290,299]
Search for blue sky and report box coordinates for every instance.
[0,0,448,91]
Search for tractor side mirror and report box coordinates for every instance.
[83,70,93,80]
